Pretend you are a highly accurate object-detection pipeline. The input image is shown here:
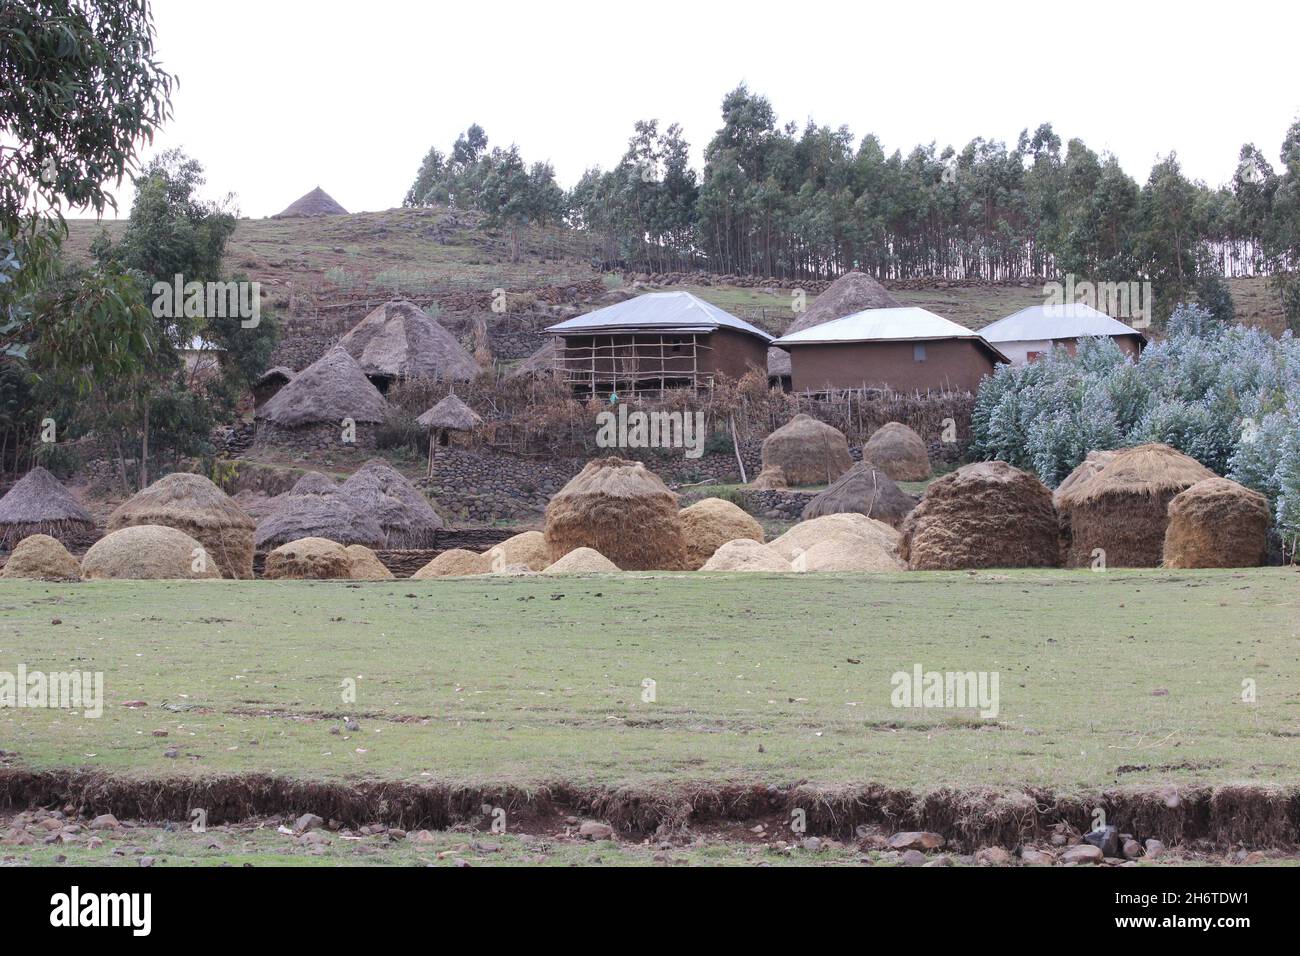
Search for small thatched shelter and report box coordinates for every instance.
[760,414,853,487]
[544,457,686,570]
[417,393,483,477]
[0,467,95,551]
[1059,443,1216,568]
[679,497,765,570]
[254,472,385,550]
[256,348,389,449]
[1163,477,1270,569]
[768,271,901,385]
[899,461,1059,570]
[339,459,444,549]
[863,422,932,482]
[253,367,295,408]
[81,525,222,580]
[1,534,81,581]
[339,300,478,390]
[108,473,256,579]
[263,537,353,580]
[273,186,347,218]
[801,461,917,528]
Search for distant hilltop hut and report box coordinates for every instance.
[980,303,1147,365]
[772,306,1008,394]
[338,300,478,393]
[0,466,96,551]
[545,291,772,397]
[252,367,296,409]
[255,347,389,450]
[768,271,901,389]
[272,186,348,218]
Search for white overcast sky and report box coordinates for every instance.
[96,0,1300,218]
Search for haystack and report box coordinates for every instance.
[81,525,221,580]
[748,465,787,490]
[1059,443,1216,568]
[263,537,353,580]
[254,472,385,550]
[544,457,686,570]
[339,459,444,549]
[862,422,931,482]
[760,414,852,487]
[768,271,901,379]
[802,461,917,528]
[1163,477,1270,569]
[0,466,95,550]
[108,473,256,579]
[484,531,550,572]
[256,348,389,430]
[541,547,620,574]
[339,301,478,384]
[898,461,1059,570]
[679,498,764,570]
[411,548,492,578]
[700,538,792,572]
[273,186,347,218]
[345,544,395,580]
[1,534,80,581]
[799,535,904,571]
[1053,450,1119,564]
[769,513,902,571]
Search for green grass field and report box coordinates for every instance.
[2,569,1297,796]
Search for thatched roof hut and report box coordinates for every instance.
[254,472,385,550]
[544,457,686,570]
[863,422,932,482]
[801,461,917,528]
[253,366,295,408]
[0,466,95,550]
[1059,443,1216,568]
[508,338,559,379]
[81,525,223,580]
[760,414,853,487]
[417,394,483,432]
[899,461,1059,570]
[257,348,389,429]
[768,271,901,380]
[273,187,347,218]
[338,300,478,388]
[108,473,257,579]
[339,459,444,549]
[1164,477,1270,569]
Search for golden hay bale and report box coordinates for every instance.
[541,547,620,574]
[769,513,900,562]
[345,544,394,580]
[411,548,492,578]
[679,498,764,570]
[1053,450,1120,564]
[108,472,255,579]
[863,422,931,481]
[1060,443,1216,568]
[544,457,685,570]
[1,534,80,581]
[899,461,1059,570]
[484,530,549,572]
[802,461,917,528]
[748,464,787,490]
[263,537,353,580]
[1163,477,1270,569]
[760,414,852,487]
[700,538,792,572]
[799,535,905,572]
[82,525,222,580]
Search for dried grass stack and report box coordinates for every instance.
[544,457,686,570]
[1,534,81,581]
[255,472,385,550]
[679,498,764,570]
[768,513,903,571]
[760,414,852,487]
[1059,443,1216,568]
[339,459,444,549]
[345,544,395,580]
[801,461,917,528]
[1163,477,1270,568]
[541,547,619,574]
[411,548,492,578]
[899,461,1059,570]
[0,466,95,551]
[700,538,792,572]
[484,531,550,572]
[862,422,932,482]
[108,473,256,579]
[1053,450,1119,563]
[263,537,353,579]
[81,525,222,580]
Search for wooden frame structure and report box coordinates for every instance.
[555,332,717,397]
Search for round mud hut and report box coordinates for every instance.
[679,497,765,570]
[0,466,96,551]
[1059,443,1216,568]
[81,525,222,580]
[544,457,686,570]
[339,459,444,549]
[254,472,385,550]
[899,461,1059,570]
[862,422,932,482]
[801,461,917,528]
[760,414,852,487]
[255,348,389,451]
[1163,477,1270,569]
[108,473,256,579]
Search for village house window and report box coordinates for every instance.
[913,344,927,363]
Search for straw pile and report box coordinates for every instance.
[1,534,81,581]
[760,414,852,487]
[1163,477,1270,569]
[769,513,902,571]
[411,549,492,578]
[1054,450,1119,564]
[108,473,256,579]
[81,525,222,580]
[345,544,395,580]
[700,538,792,572]
[544,457,686,570]
[541,547,620,574]
[862,422,932,481]
[0,466,95,550]
[899,461,1059,570]
[255,472,385,550]
[263,537,354,580]
[679,498,764,570]
[485,531,550,572]
[802,461,917,528]
[748,465,788,490]
[339,459,444,549]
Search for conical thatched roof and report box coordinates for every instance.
[508,338,558,378]
[339,458,444,549]
[254,479,384,550]
[768,271,901,377]
[801,461,918,528]
[257,348,389,427]
[289,471,339,496]
[254,367,296,388]
[273,186,348,218]
[417,394,483,431]
[338,300,478,382]
[1059,444,1216,507]
[0,466,95,549]
[1053,450,1119,508]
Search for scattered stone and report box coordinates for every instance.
[1122,839,1143,860]
[343,717,360,732]
[1144,838,1165,859]
[138,856,155,867]
[975,846,1013,866]
[886,831,944,851]
[297,831,330,846]
[1083,825,1120,858]
[293,813,324,833]
[410,830,436,845]
[387,828,407,841]
[151,730,167,738]
[1020,848,1054,866]
[800,837,822,852]
[89,814,120,831]
[900,849,927,866]
[923,854,953,867]
[1061,844,1104,865]
[578,821,614,841]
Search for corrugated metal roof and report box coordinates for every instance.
[774,307,979,344]
[546,291,774,342]
[980,303,1145,343]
